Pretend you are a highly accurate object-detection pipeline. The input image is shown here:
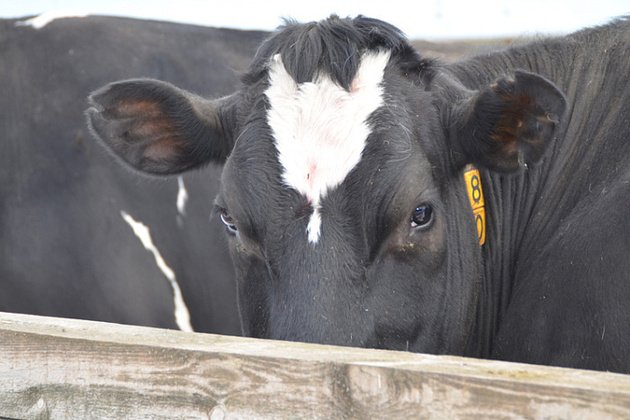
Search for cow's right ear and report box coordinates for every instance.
[86,79,236,175]
[437,70,566,173]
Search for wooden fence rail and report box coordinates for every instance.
[1,312,629,419]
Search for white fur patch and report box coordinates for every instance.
[15,11,89,30]
[121,211,193,332]
[265,51,390,243]
[176,176,188,217]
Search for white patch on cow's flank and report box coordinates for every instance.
[177,176,189,217]
[265,51,390,243]
[15,11,89,30]
[120,211,193,332]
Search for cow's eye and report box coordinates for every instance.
[411,204,433,228]
[220,210,238,235]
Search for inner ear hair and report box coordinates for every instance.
[449,70,566,173]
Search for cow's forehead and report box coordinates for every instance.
[264,50,391,243]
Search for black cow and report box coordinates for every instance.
[1,15,266,333]
[87,15,630,373]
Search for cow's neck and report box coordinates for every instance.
[454,31,625,357]
[471,168,548,357]
[448,44,569,357]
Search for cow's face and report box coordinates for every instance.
[215,50,478,352]
[87,16,565,354]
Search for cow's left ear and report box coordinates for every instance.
[86,79,237,175]
[446,70,566,172]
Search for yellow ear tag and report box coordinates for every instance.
[463,167,486,245]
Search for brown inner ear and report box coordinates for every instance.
[491,93,533,143]
[490,93,530,163]
[113,99,162,118]
[116,99,185,164]
[133,118,175,138]
[489,92,552,168]
[144,136,183,162]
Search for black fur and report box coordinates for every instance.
[243,15,431,89]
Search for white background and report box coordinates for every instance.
[2,0,629,40]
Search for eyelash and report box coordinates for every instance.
[214,206,238,235]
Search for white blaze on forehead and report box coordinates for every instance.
[265,50,390,243]
[120,211,194,332]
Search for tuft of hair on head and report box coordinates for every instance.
[243,15,427,90]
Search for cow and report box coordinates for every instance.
[1,14,266,334]
[87,15,630,373]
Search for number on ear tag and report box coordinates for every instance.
[464,167,486,245]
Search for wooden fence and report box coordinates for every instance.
[1,311,629,419]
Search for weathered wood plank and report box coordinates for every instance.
[1,312,629,419]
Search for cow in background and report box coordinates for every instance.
[0,15,266,333]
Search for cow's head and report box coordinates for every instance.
[87,16,565,354]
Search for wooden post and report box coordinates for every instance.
[1,311,629,419]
